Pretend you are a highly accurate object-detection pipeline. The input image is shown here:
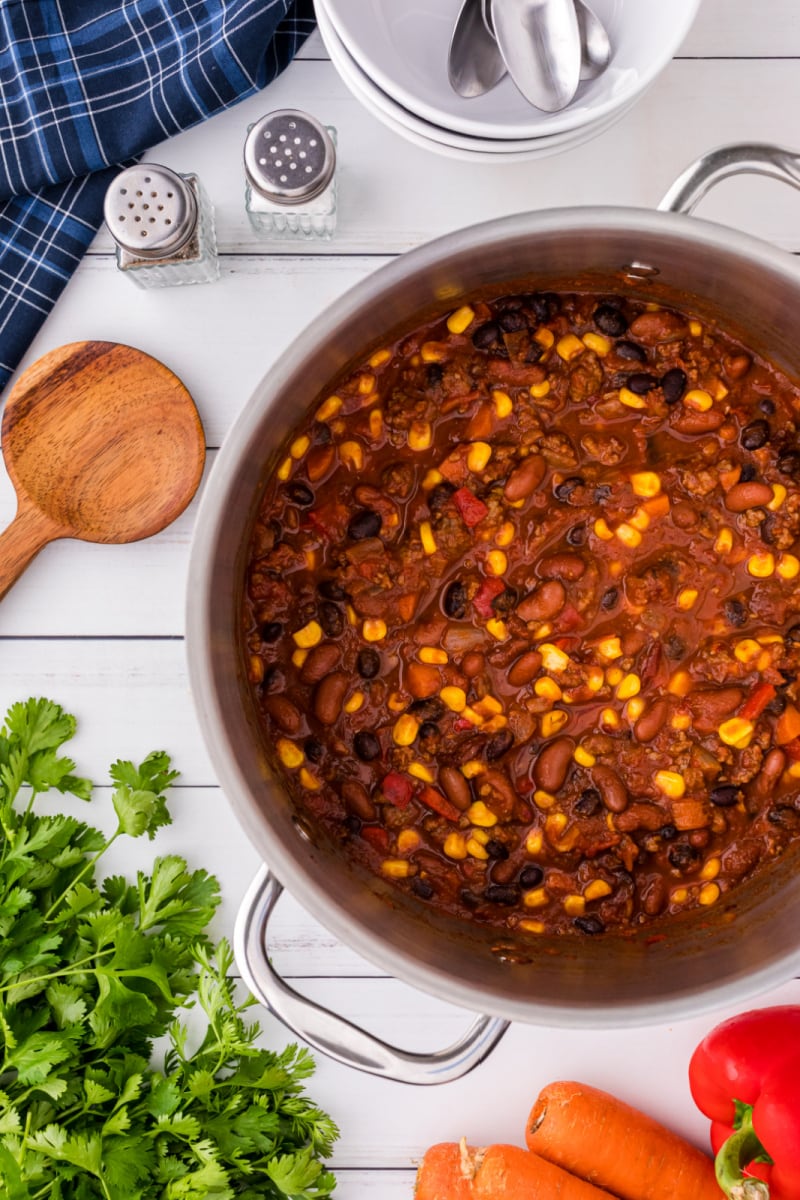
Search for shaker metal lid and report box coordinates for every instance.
[244,110,335,205]
[103,164,197,256]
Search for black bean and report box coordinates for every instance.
[318,578,347,601]
[472,321,500,349]
[786,623,800,644]
[408,697,444,719]
[668,842,701,871]
[659,823,678,841]
[499,310,528,333]
[765,692,787,716]
[460,888,482,908]
[519,865,544,889]
[344,814,362,834]
[739,463,757,482]
[418,720,440,741]
[284,481,314,507]
[319,601,344,639]
[566,524,587,547]
[710,784,743,808]
[723,598,748,627]
[594,304,628,337]
[661,367,687,404]
[491,587,518,614]
[347,508,382,540]
[664,634,686,660]
[767,806,798,828]
[354,732,381,762]
[574,788,602,817]
[594,484,612,502]
[574,915,605,935]
[600,587,619,611]
[411,877,435,900]
[356,648,381,679]
[443,580,467,619]
[304,737,324,762]
[759,398,775,415]
[428,481,457,511]
[760,513,778,545]
[554,475,585,501]
[526,343,544,364]
[777,450,800,479]
[260,665,285,694]
[260,621,282,643]
[484,884,519,906]
[426,363,444,386]
[616,340,647,363]
[486,839,509,860]
[740,419,770,451]
[313,421,332,444]
[485,729,514,761]
[523,293,560,322]
[627,372,659,395]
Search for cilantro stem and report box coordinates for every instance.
[0,946,115,994]
[43,830,120,922]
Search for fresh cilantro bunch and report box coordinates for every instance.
[0,699,338,1199]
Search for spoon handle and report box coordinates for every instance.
[0,500,61,602]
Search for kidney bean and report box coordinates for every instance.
[591,764,628,813]
[516,580,566,622]
[411,613,448,645]
[633,698,668,743]
[641,875,667,916]
[628,310,688,344]
[533,737,575,792]
[476,769,517,819]
[538,553,586,581]
[740,420,770,451]
[461,651,485,678]
[615,803,665,832]
[594,303,628,337]
[672,408,725,434]
[755,747,786,797]
[688,687,743,733]
[503,454,546,503]
[725,481,774,512]
[313,671,349,725]
[340,779,377,822]
[263,694,303,734]
[300,642,341,685]
[439,765,472,812]
[508,650,544,687]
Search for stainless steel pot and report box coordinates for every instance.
[187,144,800,1084]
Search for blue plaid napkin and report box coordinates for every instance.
[0,0,314,390]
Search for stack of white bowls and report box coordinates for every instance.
[315,0,702,163]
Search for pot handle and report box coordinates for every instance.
[658,142,800,215]
[234,866,510,1085]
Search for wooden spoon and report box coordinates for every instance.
[0,340,205,601]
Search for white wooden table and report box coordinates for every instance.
[2,1,800,1193]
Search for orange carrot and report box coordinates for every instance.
[415,1141,618,1200]
[526,1081,722,1200]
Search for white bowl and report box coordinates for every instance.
[322,0,701,140]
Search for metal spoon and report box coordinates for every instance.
[491,0,582,112]
[448,0,506,98]
[484,0,610,81]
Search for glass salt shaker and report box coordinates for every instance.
[103,164,219,288]
[244,109,337,240]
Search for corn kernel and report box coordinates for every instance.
[524,887,548,908]
[346,604,358,627]
[574,745,596,767]
[668,670,692,697]
[291,648,308,669]
[387,692,408,712]
[768,484,787,511]
[713,379,729,401]
[563,894,586,916]
[408,762,434,783]
[340,440,364,470]
[714,527,734,555]
[582,331,611,356]
[467,441,492,473]
[700,857,721,881]
[584,879,612,901]
[719,717,754,748]
[756,650,772,671]
[596,636,623,661]
[619,387,647,409]
[362,618,387,642]
[419,646,448,665]
[276,456,292,481]
[535,677,563,702]
[546,812,568,836]
[540,643,570,672]
[473,695,503,717]
[297,767,322,794]
[625,696,646,722]
[248,655,264,685]
[495,521,515,547]
[519,919,546,933]
[586,666,605,692]
[541,710,569,737]
[606,667,624,687]
[556,333,584,361]
[671,712,692,731]
[397,830,421,854]
[447,304,475,334]
[532,622,553,640]
[290,434,310,459]
[368,408,383,438]
[655,770,686,799]
[344,691,365,714]
[440,686,467,713]
[672,887,689,904]
[461,760,485,779]
[628,508,650,533]
[315,394,343,423]
[444,833,468,860]
[420,520,437,556]
[369,348,391,368]
[677,588,699,610]
[747,552,775,578]
[593,517,614,541]
[467,801,498,828]
[630,471,661,498]
[734,638,761,663]
[486,618,508,641]
[699,882,720,906]
[486,549,508,576]
[277,739,303,769]
[601,707,620,728]
[422,468,443,490]
[788,762,800,781]
[408,420,432,451]
[684,388,713,412]
[382,858,411,878]
[616,673,641,701]
[526,830,544,855]
[533,790,556,810]
[357,373,375,396]
[304,549,317,572]
[616,522,642,549]
[757,632,784,645]
[293,620,322,649]
[493,389,513,418]
[460,705,484,726]
[392,714,420,746]
[689,320,703,337]
[534,327,555,350]
[466,836,489,860]
[778,554,800,580]
[421,341,446,363]
[529,380,551,398]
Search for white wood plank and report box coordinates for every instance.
[681,0,800,57]
[329,1173,415,1200]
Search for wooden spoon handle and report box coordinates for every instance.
[0,501,62,601]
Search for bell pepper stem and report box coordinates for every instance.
[715,1108,771,1200]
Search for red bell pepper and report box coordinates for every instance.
[472,576,505,618]
[738,683,777,722]
[689,1006,800,1199]
[419,786,461,823]
[452,486,488,528]
[381,771,413,809]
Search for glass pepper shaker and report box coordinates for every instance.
[244,109,337,240]
[103,164,219,288]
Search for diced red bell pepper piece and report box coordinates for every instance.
[739,682,776,721]
[381,771,413,809]
[361,826,389,852]
[452,717,474,733]
[782,736,800,762]
[419,786,461,822]
[473,576,505,618]
[453,486,488,528]
[555,602,583,632]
